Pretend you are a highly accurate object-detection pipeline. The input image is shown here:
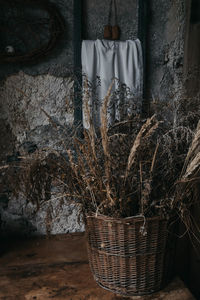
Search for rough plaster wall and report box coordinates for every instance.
[2,195,84,236]
[0,0,187,236]
[0,72,84,235]
[0,0,85,236]
[0,72,74,145]
[147,0,186,102]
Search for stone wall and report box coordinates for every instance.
[0,0,187,235]
[147,0,186,102]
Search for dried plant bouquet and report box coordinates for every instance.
[2,82,200,239]
[62,85,200,239]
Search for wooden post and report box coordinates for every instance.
[73,0,83,127]
[138,0,148,116]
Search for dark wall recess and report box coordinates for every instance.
[73,0,83,126]
[191,0,200,24]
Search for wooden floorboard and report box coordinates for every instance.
[0,233,196,300]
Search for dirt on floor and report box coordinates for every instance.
[0,233,196,300]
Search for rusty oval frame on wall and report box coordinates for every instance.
[0,0,65,63]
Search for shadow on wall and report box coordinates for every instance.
[0,216,37,239]
[182,1,200,299]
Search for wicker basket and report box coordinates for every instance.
[86,214,175,296]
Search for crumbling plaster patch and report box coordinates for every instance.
[1,196,84,236]
[0,72,84,235]
[0,72,74,145]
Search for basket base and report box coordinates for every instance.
[87,214,176,297]
[95,278,171,297]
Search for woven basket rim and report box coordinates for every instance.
[86,213,168,224]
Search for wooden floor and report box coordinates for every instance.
[0,233,196,300]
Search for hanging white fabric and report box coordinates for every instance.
[81,39,143,128]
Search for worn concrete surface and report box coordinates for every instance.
[0,233,196,300]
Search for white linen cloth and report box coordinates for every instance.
[81,39,143,128]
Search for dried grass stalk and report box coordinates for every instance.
[125,115,159,179]
[140,143,159,214]
[100,81,115,206]
[83,78,97,160]
[181,120,200,180]
[3,82,200,235]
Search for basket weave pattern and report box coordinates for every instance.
[86,214,173,296]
